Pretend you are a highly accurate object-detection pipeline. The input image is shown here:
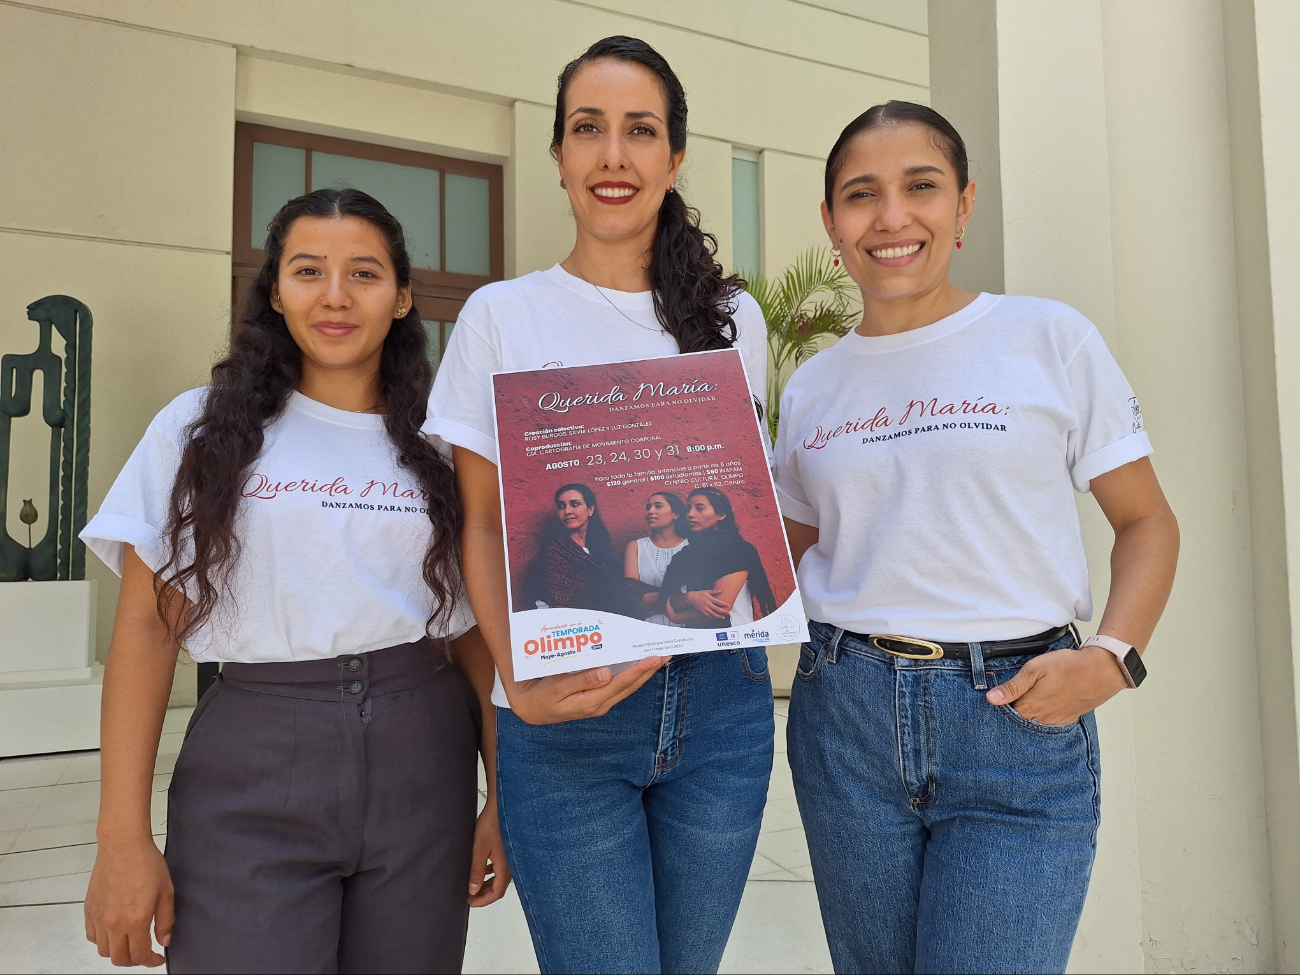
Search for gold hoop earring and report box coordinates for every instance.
[831,246,841,268]
[956,227,966,249]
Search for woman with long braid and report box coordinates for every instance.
[428,36,774,975]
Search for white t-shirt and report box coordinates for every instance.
[634,535,689,588]
[635,535,688,627]
[81,389,473,663]
[426,263,771,705]
[774,293,1151,641]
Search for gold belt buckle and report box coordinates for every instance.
[870,634,945,660]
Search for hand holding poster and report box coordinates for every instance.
[492,348,809,678]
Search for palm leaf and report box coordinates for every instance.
[745,249,860,440]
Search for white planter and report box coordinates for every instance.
[0,579,97,682]
[0,669,103,757]
[0,580,101,756]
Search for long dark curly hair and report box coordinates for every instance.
[552,35,746,354]
[156,188,462,641]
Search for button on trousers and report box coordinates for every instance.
[164,639,481,975]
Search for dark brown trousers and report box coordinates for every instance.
[164,639,481,975]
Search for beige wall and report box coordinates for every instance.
[15,0,928,282]
[19,0,926,155]
[2,0,926,691]
[929,0,1298,970]
[234,56,513,164]
[0,4,235,661]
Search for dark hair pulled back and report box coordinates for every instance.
[552,35,744,353]
[688,486,739,535]
[649,490,688,528]
[824,100,969,207]
[158,188,462,641]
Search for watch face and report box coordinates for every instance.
[1124,648,1147,687]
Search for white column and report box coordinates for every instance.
[928,0,1287,969]
[1098,5,1275,968]
[1227,1,1300,968]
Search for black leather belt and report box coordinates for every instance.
[844,625,1074,661]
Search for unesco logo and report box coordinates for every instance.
[715,631,738,643]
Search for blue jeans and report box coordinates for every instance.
[496,647,775,974]
[788,621,1100,975]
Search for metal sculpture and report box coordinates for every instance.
[0,296,93,582]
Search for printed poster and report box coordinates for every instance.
[492,348,809,679]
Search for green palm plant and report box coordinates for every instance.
[746,248,860,441]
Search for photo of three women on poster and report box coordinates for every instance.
[526,483,776,628]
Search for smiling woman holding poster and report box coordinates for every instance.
[425,35,777,975]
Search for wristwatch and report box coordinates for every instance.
[1080,634,1146,688]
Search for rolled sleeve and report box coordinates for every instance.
[80,393,198,578]
[421,415,498,465]
[1071,430,1153,492]
[80,515,163,576]
[427,312,502,467]
[1065,328,1152,493]
[776,483,819,527]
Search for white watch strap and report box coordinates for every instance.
[1081,634,1137,688]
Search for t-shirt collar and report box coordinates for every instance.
[836,292,1001,355]
[544,263,658,313]
[286,390,388,429]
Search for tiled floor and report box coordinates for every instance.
[0,701,831,975]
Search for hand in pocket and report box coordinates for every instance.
[986,647,1127,725]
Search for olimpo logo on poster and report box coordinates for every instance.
[493,349,809,679]
[523,621,605,662]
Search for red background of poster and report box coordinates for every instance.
[494,351,796,614]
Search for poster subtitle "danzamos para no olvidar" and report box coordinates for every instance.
[492,348,809,679]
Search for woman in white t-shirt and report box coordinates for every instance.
[427,36,774,975]
[79,189,507,973]
[774,102,1179,974]
[624,490,689,625]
